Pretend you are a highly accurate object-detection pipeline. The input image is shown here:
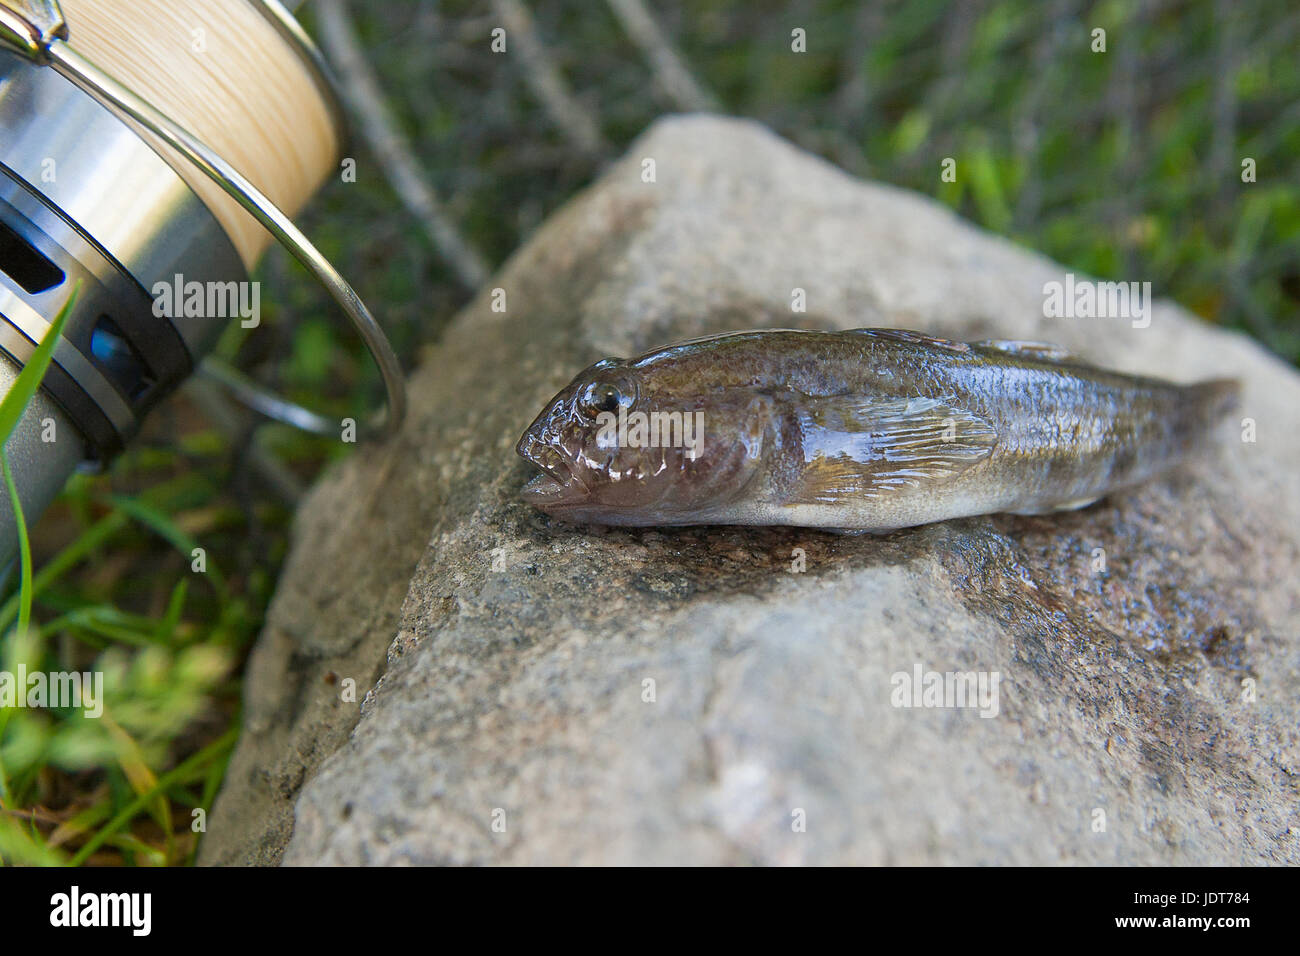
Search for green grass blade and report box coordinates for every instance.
[0,512,128,636]
[0,810,68,866]
[0,284,79,449]
[0,453,32,638]
[69,725,237,866]
[109,495,227,597]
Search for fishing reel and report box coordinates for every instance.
[0,0,405,563]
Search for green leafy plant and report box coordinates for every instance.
[0,289,241,865]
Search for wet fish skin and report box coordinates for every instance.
[516,329,1239,530]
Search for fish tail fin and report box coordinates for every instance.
[1163,378,1240,462]
[1185,378,1241,424]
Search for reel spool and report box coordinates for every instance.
[0,0,405,560]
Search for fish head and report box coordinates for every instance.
[517,358,766,525]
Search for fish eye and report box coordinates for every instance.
[579,382,626,418]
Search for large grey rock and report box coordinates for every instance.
[204,115,1300,866]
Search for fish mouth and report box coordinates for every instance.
[517,434,589,504]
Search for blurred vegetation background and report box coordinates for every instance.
[1,0,1296,863]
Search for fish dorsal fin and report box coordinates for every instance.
[790,394,997,504]
[973,339,1075,362]
[855,328,972,353]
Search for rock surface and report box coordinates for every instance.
[202,115,1300,866]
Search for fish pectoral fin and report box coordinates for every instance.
[973,339,1076,362]
[789,395,997,505]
